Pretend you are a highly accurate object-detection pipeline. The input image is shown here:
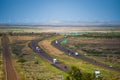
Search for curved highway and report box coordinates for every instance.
[52,37,120,72]
[29,38,69,72]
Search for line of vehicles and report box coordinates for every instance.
[35,39,79,65]
[35,46,58,64]
[55,40,79,56]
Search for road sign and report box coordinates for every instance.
[74,32,79,36]
[62,39,67,44]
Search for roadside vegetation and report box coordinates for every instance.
[9,33,67,80]
[62,32,120,79]
[39,34,120,80]
[80,32,120,38]
[61,32,120,69]
[66,66,103,80]
[0,36,4,80]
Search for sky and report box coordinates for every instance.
[0,0,120,24]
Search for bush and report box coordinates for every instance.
[11,44,24,57]
[66,66,103,80]
[17,58,27,63]
[34,60,39,64]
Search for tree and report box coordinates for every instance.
[66,66,99,80]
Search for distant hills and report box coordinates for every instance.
[0,21,120,27]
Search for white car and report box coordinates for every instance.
[53,58,57,64]
[36,46,39,50]
[75,52,78,56]
[55,40,58,44]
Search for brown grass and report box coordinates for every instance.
[21,42,33,55]
[38,37,77,61]
[65,37,120,69]
[9,36,37,43]
[0,37,1,45]
[39,40,63,55]
[0,37,4,80]
[69,37,120,44]
[39,38,82,64]
[9,35,65,80]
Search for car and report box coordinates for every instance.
[53,58,57,64]
[75,52,78,56]
[55,40,58,44]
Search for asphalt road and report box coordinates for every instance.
[52,37,120,72]
[29,38,69,72]
[2,34,18,80]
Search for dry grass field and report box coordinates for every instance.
[39,35,120,80]
[0,37,4,80]
[39,39,63,55]
[0,26,120,80]
[0,26,120,33]
[62,33,120,69]
[9,36,38,43]
[9,34,67,80]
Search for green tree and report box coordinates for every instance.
[66,66,102,80]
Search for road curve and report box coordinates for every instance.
[29,38,69,72]
[52,37,120,72]
[2,34,18,80]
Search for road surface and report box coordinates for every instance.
[2,34,18,80]
[52,37,120,72]
[29,38,69,72]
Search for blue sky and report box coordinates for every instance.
[0,0,120,24]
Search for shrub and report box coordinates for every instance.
[34,60,39,64]
[66,66,103,80]
[17,58,27,63]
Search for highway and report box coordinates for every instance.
[52,37,120,72]
[29,38,69,72]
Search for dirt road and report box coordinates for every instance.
[2,34,18,80]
